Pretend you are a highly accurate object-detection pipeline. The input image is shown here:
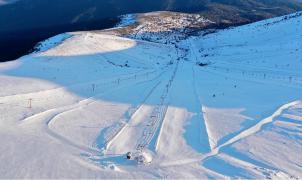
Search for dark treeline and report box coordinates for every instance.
[0,17,119,62]
[1,0,302,62]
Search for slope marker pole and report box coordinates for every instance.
[28,98,32,109]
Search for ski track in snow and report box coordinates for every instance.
[19,69,166,155]
[1,11,302,179]
[189,38,214,151]
[157,37,301,178]
[103,75,163,150]
[105,62,179,155]
[0,69,149,99]
[159,100,299,168]
[19,69,158,123]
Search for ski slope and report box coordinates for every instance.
[0,12,302,178]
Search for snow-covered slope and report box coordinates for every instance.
[0,12,301,178]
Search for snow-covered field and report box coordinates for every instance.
[0,11,301,179]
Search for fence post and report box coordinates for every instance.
[28,98,32,109]
[92,84,95,92]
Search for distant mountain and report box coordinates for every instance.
[0,0,302,61]
[0,9,302,179]
[1,0,302,33]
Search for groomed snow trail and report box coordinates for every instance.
[1,12,302,179]
[18,70,163,152]
[105,62,179,155]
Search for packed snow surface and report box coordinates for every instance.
[0,12,302,179]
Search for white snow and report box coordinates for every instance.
[0,11,302,179]
[115,14,137,28]
[34,33,73,53]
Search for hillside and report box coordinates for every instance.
[1,0,302,62]
[0,11,301,178]
[1,0,302,33]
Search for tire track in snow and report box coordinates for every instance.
[19,69,160,124]
[189,38,215,151]
[0,69,151,100]
[137,64,178,152]
[217,153,293,179]
[160,101,300,167]
[19,70,166,154]
[105,61,179,155]
[207,101,300,156]
[104,78,167,153]
[192,66,213,151]
[136,48,183,153]
[103,80,162,150]
[198,67,302,90]
[171,39,301,178]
